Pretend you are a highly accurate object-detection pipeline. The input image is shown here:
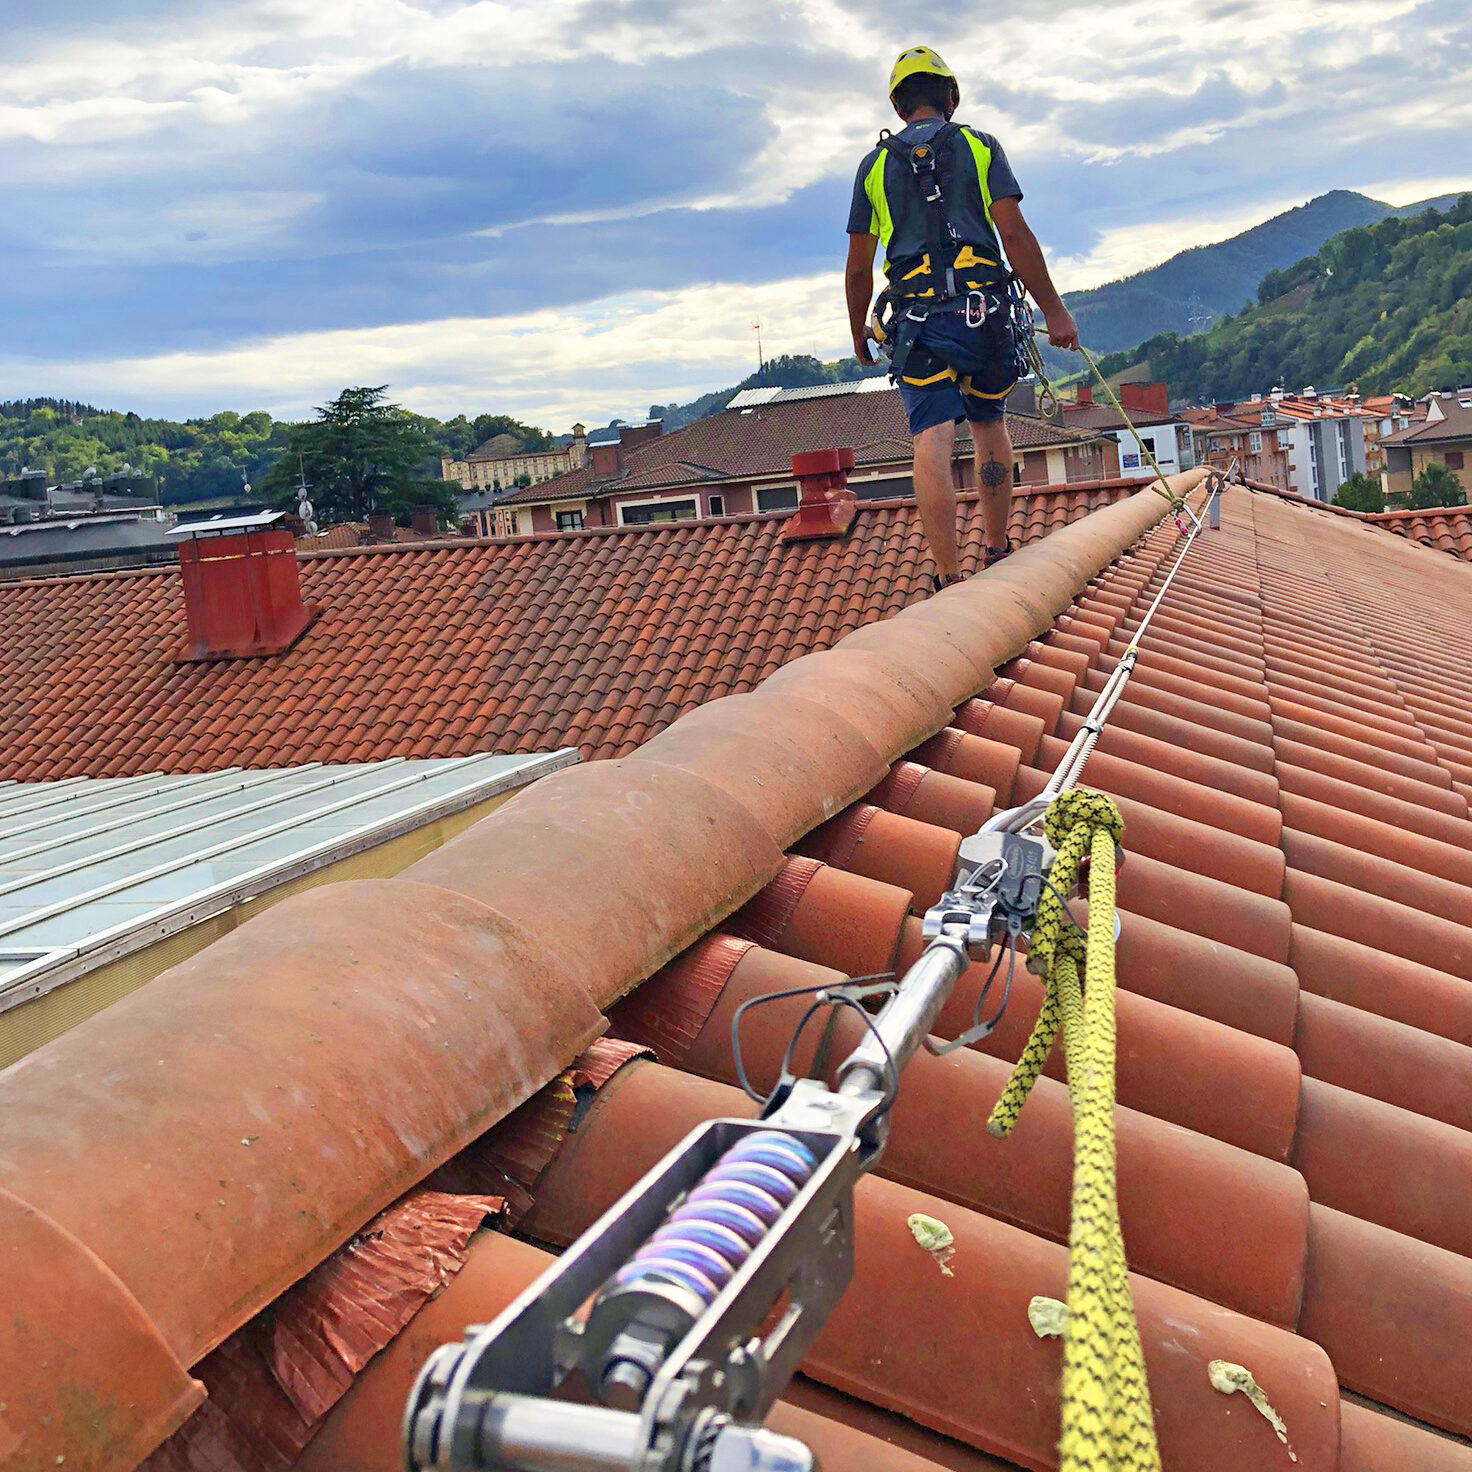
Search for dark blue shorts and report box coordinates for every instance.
[896,309,1018,436]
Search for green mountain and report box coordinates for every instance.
[1058,189,1464,362]
[652,192,1466,429]
[1096,194,1472,402]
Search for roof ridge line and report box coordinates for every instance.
[0,473,1198,1470]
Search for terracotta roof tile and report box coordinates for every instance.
[1369,506,1472,562]
[13,477,1472,1470]
[454,483,1472,1464]
[0,482,1134,783]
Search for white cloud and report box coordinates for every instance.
[0,271,851,426]
[1363,175,1472,206]
[2,0,1470,416]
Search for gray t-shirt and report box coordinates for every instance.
[847,119,1022,272]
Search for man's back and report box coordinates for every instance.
[848,120,1022,275]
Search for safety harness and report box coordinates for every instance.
[870,122,1030,387]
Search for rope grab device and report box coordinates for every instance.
[402,465,1238,1472]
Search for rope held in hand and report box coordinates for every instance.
[1024,325,1183,511]
[986,790,1161,1472]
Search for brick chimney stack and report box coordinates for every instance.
[590,441,623,478]
[1120,382,1170,417]
[172,514,317,662]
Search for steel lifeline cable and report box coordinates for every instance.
[401,473,1235,1472]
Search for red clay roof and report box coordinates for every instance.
[503,391,1096,505]
[1370,505,1472,560]
[1062,402,1175,431]
[0,481,1135,782]
[9,475,1472,1471]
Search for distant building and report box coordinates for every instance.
[1382,390,1472,502]
[1187,389,1380,502]
[0,467,158,524]
[1361,394,1424,476]
[1184,401,1293,491]
[441,424,589,494]
[0,509,175,580]
[1062,382,1196,482]
[1265,391,1379,501]
[493,384,1111,536]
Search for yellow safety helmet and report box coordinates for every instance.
[888,45,959,106]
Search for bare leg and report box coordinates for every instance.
[913,419,960,579]
[971,416,1014,550]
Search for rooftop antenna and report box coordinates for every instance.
[753,319,766,385]
[294,454,317,535]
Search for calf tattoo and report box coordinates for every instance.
[980,459,1010,488]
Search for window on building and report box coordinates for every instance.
[555,509,584,531]
[1447,451,1466,470]
[708,494,726,517]
[1138,435,1156,456]
[1249,431,1262,454]
[620,498,699,525]
[1012,462,1022,485]
[756,486,799,512]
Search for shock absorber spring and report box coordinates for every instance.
[610,1131,819,1305]
[592,1130,819,1406]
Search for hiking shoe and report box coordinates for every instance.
[984,542,1013,568]
[931,571,962,595]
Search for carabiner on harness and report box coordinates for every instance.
[964,291,987,329]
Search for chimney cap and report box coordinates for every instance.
[168,510,285,541]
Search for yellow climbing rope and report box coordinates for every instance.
[1021,329,1182,511]
[986,790,1161,1472]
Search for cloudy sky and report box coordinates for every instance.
[3,0,1470,428]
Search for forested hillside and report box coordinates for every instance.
[1054,189,1463,363]
[1097,195,1472,402]
[0,400,554,505]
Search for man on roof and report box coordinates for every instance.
[846,45,1079,592]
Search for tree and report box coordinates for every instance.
[1407,460,1467,509]
[470,413,552,452]
[1332,471,1385,513]
[258,386,446,525]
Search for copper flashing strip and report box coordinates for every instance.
[143,1190,505,1472]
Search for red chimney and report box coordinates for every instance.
[1076,384,1093,406]
[410,504,439,537]
[590,441,623,477]
[618,421,664,450]
[1120,381,1169,417]
[172,514,317,662]
[781,448,858,541]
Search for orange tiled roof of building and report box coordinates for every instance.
[8,474,1472,1472]
[503,390,1095,505]
[1370,505,1472,559]
[294,521,431,551]
[0,481,1134,783]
